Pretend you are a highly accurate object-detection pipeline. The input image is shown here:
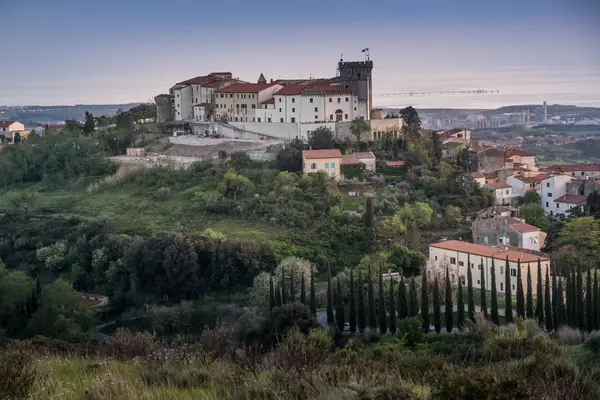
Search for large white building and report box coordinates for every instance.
[171,72,238,121]
[539,175,574,216]
[428,240,551,297]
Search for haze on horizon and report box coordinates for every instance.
[1,0,599,109]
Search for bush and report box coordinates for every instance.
[583,331,600,354]
[432,368,530,400]
[0,348,36,400]
[556,326,585,346]
[105,328,157,359]
[84,371,132,400]
[397,316,422,347]
[266,303,318,343]
[154,186,172,201]
[139,365,211,388]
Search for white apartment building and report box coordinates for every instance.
[486,182,513,206]
[428,240,551,297]
[539,175,574,216]
[552,195,587,218]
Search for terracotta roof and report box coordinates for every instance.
[261,98,275,105]
[547,163,600,173]
[302,149,342,159]
[513,173,549,184]
[203,79,243,88]
[385,161,405,167]
[341,152,375,164]
[509,223,541,233]
[275,85,305,96]
[0,120,17,127]
[215,82,278,93]
[554,194,587,204]
[470,172,485,179]
[487,182,512,189]
[483,173,496,179]
[430,240,549,263]
[301,85,353,95]
[505,148,534,158]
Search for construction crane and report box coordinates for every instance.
[379,89,500,97]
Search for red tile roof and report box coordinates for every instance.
[302,149,342,159]
[341,152,375,164]
[0,120,17,127]
[487,182,512,189]
[385,161,405,167]
[509,223,541,233]
[274,85,306,95]
[470,172,485,179]
[301,85,353,95]
[215,82,278,93]
[547,163,600,173]
[554,194,587,204]
[261,98,275,105]
[505,148,534,158]
[430,240,549,263]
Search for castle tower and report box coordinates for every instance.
[338,58,373,119]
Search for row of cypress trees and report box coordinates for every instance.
[267,257,600,334]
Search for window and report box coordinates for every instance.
[329,98,332,103]
[345,114,348,119]
[435,256,438,261]
[450,257,456,265]
[310,163,316,170]
[545,202,549,207]
[314,107,318,112]
[315,115,318,119]
[354,107,357,111]
[500,282,504,291]
[292,108,295,112]
[500,266,503,274]
[491,156,495,161]
[279,98,282,102]
[512,284,515,290]
[484,156,488,161]
[268,118,271,122]
[330,114,333,120]
[556,203,559,208]
[330,172,335,177]
[280,118,284,122]
[546,182,550,187]
[511,268,517,277]
[505,190,509,195]
[292,98,295,103]
[337,98,341,103]
[291,117,295,123]
[458,261,464,266]
[279,108,282,112]
[257,118,261,122]
[484,236,489,244]
[477,280,481,285]
[345,97,349,102]
[252,104,256,109]
[325,162,329,169]
[547,193,552,197]
[478,265,482,270]
[310,98,313,103]
[331,162,335,168]
[470,263,474,268]
[176,94,179,97]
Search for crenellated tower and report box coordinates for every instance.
[337,59,373,119]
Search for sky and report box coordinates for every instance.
[0,0,599,108]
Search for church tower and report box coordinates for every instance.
[337,57,373,119]
[257,73,267,84]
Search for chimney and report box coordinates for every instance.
[270,78,273,83]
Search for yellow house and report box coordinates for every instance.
[302,149,342,180]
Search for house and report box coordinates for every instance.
[440,128,471,144]
[470,172,486,187]
[171,72,238,121]
[505,148,536,168]
[302,149,343,179]
[470,146,506,173]
[428,240,551,297]
[546,163,600,179]
[485,181,513,206]
[341,151,376,174]
[552,195,587,218]
[539,175,574,216]
[472,216,546,251]
[371,118,404,140]
[506,173,548,198]
[214,82,283,122]
[565,178,600,197]
[0,120,26,143]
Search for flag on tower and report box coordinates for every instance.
[361,48,369,52]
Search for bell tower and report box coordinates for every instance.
[338,55,373,119]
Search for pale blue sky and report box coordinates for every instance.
[0,0,598,107]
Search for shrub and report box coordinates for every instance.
[432,368,530,400]
[105,328,157,359]
[200,324,234,361]
[583,331,600,354]
[397,316,422,347]
[0,349,36,400]
[139,365,211,388]
[556,326,585,346]
[84,371,132,400]
[266,303,318,343]
[154,186,172,201]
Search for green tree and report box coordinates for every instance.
[504,257,513,323]
[429,131,443,166]
[516,260,525,317]
[457,274,465,330]
[219,169,254,200]
[326,266,334,326]
[409,278,418,317]
[566,269,574,326]
[545,267,553,331]
[367,263,376,329]
[594,269,599,331]
[490,260,499,325]
[281,268,288,305]
[576,265,584,329]
[310,266,316,315]
[357,270,366,333]
[269,275,275,311]
[300,273,306,305]
[445,268,453,332]
[480,261,487,319]
[378,266,387,333]
[398,276,408,320]
[13,131,22,144]
[349,268,357,333]
[392,136,400,159]
[275,284,282,307]
[519,203,550,232]
[399,106,421,128]
[308,126,335,150]
[364,197,375,228]
[523,190,541,204]
[289,270,295,302]
[83,111,95,134]
[557,277,565,328]
[526,264,534,319]
[433,276,441,333]
[349,118,370,144]
[535,260,544,325]
[467,256,475,320]
[421,270,429,332]
[388,275,397,334]
[336,277,345,331]
[585,265,593,332]
[552,268,558,331]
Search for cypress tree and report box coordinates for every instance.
[30,288,38,314]
[445,268,453,333]
[349,268,357,333]
[593,269,600,330]
[289,271,295,302]
[545,267,553,331]
[467,255,475,321]
[388,276,397,334]
[421,269,430,332]
[585,265,593,332]
[577,265,585,330]
[378,265,387,333]
[274,284,282,307]
[398,276,408,320]
[269,275,275,311]
[490,259,499,325]
[281,268,288,305]
[364,197,374,228]
[433,276,441,333]
[357,271,366,333]
[516,260,525,318]
[480,261,487,319]
[526,263,534,319]
[535,259,544,325]
[300,273,306,305]
[557,277,565,327]
[336,277,345,332]
[457,274,465,330]
[310,266,316,315]
[35,277,42,296]
[504,256,513,323]
[367,263,377,329]
[409,278,418,317]
[552,267,558,331]
[566,269,574,326]
[326,266,334,326]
